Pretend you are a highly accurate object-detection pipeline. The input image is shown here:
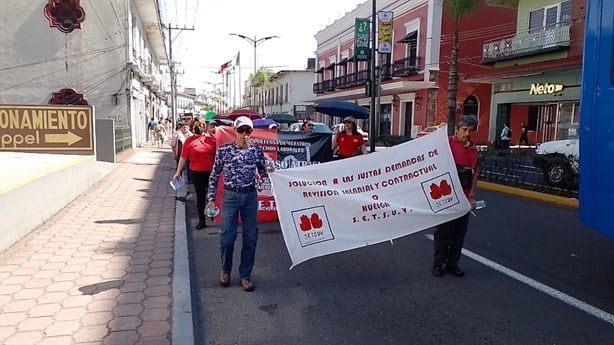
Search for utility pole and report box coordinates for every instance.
[165,24,194,124]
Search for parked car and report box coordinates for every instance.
[416,124,445,138]
[288,122,332,134]
[332,123,369,144]
[533,139,579,188]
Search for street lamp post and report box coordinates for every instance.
[204,81,222,114]
[229,33,279,109]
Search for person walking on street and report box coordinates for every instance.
[332,116,367,159]
[432,115,479,278]
[170,122,191,167]
[500,123,511,150]
[206,116,271,292]
[519,121,529,147]
[173,118,216,229]
[147,117,157,145]
[154,121,166,148]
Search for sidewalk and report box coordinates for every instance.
[0,146,188,345]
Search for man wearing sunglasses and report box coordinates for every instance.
[206,116,271,292]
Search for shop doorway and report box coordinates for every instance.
[402,101,413,136]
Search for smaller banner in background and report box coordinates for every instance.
[377,11,393,54]
[354,18,371,61]
[214,127,333,223]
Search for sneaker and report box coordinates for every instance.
[195,221,206,230]
[219,272,230,287]
[445,265,465,277]
[432,263,445,277]
[239,278,254,292]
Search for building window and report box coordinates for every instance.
[462,95,479,117]
[379,104,392,136]
[528,1,571,33]
[44,0,85,34]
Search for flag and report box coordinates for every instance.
[235,51,241,66]
[218,60,232,74]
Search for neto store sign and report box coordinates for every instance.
[0,105,94,153]
[529,83,564,95]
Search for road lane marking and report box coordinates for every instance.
[425,234,614,326]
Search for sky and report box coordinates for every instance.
[158,0,366,93]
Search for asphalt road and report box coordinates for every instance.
[185,187,614,345]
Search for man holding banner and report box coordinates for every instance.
[206,116,271,292]
[432,115,479,278]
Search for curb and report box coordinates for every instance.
[478,181,579,208]
[172,187,195,345]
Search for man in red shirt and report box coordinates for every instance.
[433,115,479,278]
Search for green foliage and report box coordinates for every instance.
[376,135,412,147]
[250,67,273,87]
[443,0,479,19]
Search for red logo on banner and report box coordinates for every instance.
[429,180,452,200]
[299,213,324,231]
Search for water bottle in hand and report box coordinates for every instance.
[206,206,219,218]
[475,200,486,210]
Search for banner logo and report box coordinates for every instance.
[292,206,334,247]
[421,173,461,213]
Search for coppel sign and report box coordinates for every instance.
[529,83,564,95]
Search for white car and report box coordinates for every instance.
[332,123,369,144]
[287,122,332,134]
[533,139,579,188]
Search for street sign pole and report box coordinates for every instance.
[369,0,377,153]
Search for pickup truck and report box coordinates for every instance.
[533,139,579,188]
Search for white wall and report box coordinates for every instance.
[0,0,128,124]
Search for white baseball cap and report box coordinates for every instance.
[233,116,254,129]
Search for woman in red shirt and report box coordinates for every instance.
[173,118,217,229]
[332,116,367,159]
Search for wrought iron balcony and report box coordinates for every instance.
[482,25,570,64]
[322,79,335,92]
[312,68,370,93]
[335,75,349,89]
[392,56,419,77]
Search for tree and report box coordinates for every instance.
[249,67,273,113]
[443,0,479,135]
[250,67,273,87]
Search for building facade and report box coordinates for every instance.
[476,0,581,145]
[312,0,582,145]
[0,0,168,149]
[252,70,316,119]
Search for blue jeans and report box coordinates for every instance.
[219,189,259,279]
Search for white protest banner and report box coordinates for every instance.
[269,126,471,268]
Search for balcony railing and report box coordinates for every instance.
[482,25,570,64]
[392,56,419,77]
[334,75,348,89]
[322,79,335,92]
[311,68,370,94]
